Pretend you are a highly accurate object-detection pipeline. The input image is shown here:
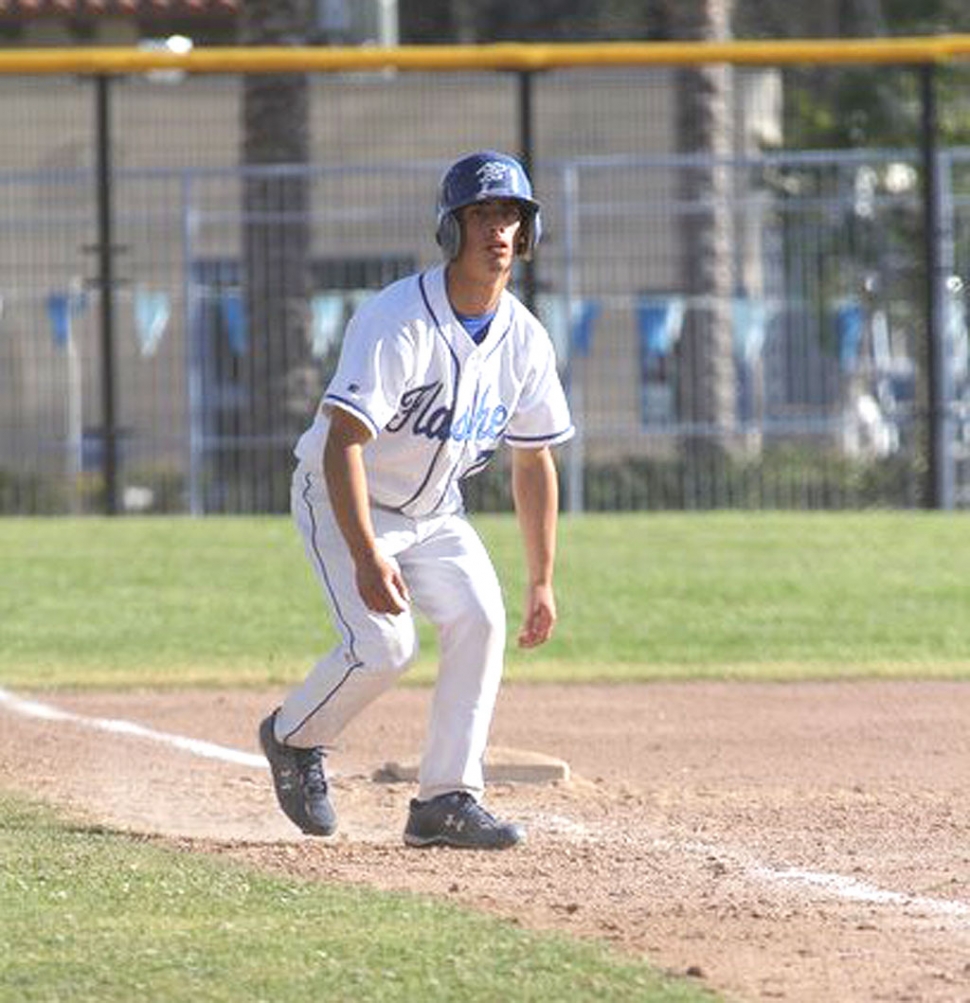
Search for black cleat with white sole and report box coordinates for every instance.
[259,710,336,837]
[404,791,524,849]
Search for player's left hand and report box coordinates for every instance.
[517,583,557,648]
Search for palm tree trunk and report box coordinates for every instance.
[237,0,312,511]
[450,0,478,42]
[669,0,738,485]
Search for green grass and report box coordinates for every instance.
[1,512,970,689]
[0,794,712,1003]
[547,510,970,680]
[2,512,965,1003]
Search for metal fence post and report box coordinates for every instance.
[181,169,204,516]
[562,162,584,514]
[517,69,537,314]
[919,62,954,510]
[94,74,120,515]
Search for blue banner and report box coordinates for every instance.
[221,290,247,356]
[134,289,171,358]
[46,290,87,350]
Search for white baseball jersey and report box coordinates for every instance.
[294,263,574,518]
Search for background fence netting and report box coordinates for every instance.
[1,55,968,513]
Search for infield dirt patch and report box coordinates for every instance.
[1,680,968,1002]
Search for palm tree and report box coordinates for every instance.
[667,0,738,470]
[238,0,312,511]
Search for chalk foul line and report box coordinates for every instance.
[658,836,970,926]
[3,686,968,926]
[0,686,267,770]
[750,864,970,920]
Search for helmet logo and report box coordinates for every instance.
[476,160,512,193]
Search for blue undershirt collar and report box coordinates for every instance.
[454,307,496,345]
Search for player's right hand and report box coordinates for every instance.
[355,553,411,615]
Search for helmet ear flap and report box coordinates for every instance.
[517,208,542,261]
[436,212,461,260]
[438,202,542,261]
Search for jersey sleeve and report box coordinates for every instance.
[321,306,414,437]
[505,331,575,448]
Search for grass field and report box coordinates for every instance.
[0,795,709,1003]
[2,511,968,1003]
[1,511,969,689]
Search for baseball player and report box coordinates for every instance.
[259,150,574,849]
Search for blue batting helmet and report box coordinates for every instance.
[435,150,542,261]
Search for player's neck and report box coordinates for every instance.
[445,263,508,317]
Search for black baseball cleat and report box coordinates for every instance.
[403,791,524,849]
[258,710,337,837]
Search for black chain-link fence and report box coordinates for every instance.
[1,54,968,513]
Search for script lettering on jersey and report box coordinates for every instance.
[385,382,453,440]
[386,381,509,443]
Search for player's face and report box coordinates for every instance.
[456,199,523,278]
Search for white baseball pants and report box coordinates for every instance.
[275,462,507,801]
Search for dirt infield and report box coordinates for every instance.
[2,680,968,1002]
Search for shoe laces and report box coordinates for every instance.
[294,746,327,797]
[449,791,499,828]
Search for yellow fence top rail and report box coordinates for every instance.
[2,35,970,76]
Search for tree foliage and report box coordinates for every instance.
[401,0,970,45]
[398,0,663,43]
[736,0,970,38]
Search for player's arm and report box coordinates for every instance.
[511,444,560,648]
[323,408,410,615]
